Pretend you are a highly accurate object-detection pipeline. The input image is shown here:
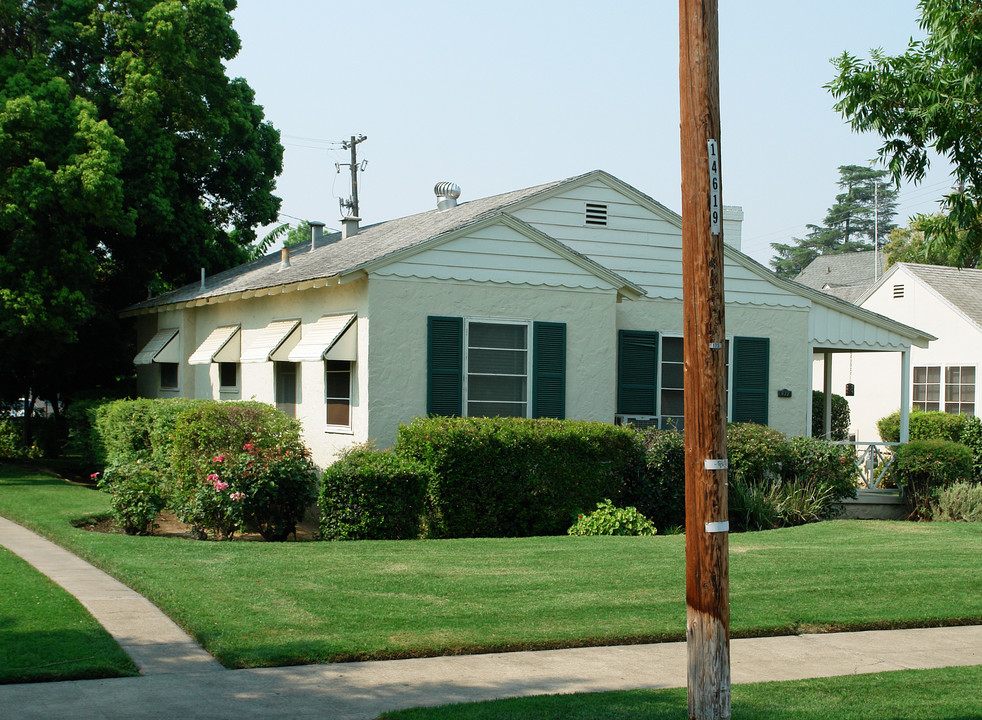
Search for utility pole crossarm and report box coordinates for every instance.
[338,134,367,218]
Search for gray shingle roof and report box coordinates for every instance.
[795,251,886,303]
[124,175,577,313]
[901,263,982,329]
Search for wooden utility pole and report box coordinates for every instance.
[679,1,731,719]
[338,134,367,217]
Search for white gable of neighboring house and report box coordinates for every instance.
[825,264,981,441]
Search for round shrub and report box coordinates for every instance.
[957,416,982,482]
[726,423,787,485]
[568,499,656,536]
[98,462,166,535]
[170,402,318,541]
[811,391,850,441]
[319,446,430,540]
[894,439,973,519]
[781,436,858,500]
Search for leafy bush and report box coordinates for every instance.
[97,462,166,535]
[0,418,39,459]
[781,436,858,500]
[876,409,968,443]
[957,416,982,481]
[726,423,787,484]
[396,416,644,538]
[931,481,982,522]
[730,477,841,532]
[894,440,973,519]
[811,391,850,440]
[567,499,656,536]
[170,403,317,541]
[631,428,685,531]
[319,445,431,540]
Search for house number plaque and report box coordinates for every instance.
[707,139,721,235]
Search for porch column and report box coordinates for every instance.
[899,348,911,443]
[823,351,833,440]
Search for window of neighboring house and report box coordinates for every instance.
[219,362,238,391]
[325,360,352,428]
[159,362,179,390]
[274,361,299,418]
[466,321,529,418]
[913,366,942,412]
[945,365,976,416]
[427,316,565,419]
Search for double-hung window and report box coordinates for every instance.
[325,360,352,427]
[465,321,529,418]
[427,316,566,419]
[915,365,976,415]
[617,331,764,429]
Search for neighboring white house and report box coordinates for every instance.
[823,263,982,441]
[123,171,932,466]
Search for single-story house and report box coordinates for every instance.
[123,170,933,466]
[822,262,981,441]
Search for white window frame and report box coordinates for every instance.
[915,364,977,416]
[657,335,732,427]
[463,318,531,419]
[325,360,354,433]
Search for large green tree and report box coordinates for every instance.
[884,214,978,268]
[770,165,897,278]
[828,0,982,266]
[0,0,283,426]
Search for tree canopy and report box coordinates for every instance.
[0,0,283,416]
[770,164,897,279]
[828,0,982,266]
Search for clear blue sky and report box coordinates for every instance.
[226,1,953,267]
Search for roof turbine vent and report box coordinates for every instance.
[434,181,461,211]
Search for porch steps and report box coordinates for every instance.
[837,489,907,520]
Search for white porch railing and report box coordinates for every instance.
[833,441,902,491]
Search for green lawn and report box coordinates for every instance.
[376,665,982,720]
[1,462,980,673]
[0,545,138,684]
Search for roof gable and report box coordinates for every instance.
[861,263,982,333]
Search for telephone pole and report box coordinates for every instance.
[679,0,731,718]
[338,134,367,217]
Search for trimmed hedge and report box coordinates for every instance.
[395,416,644,538]
[631,429,685,531]
[877,409,968,444]
[319,446,431,540]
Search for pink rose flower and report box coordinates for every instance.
[213,454,225,463]
[213,480,229,492]
[207,473,219,482]
[229,491,245,501]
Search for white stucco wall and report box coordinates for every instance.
[365,277,620,452]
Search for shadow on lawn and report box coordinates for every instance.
[0,624,138,685]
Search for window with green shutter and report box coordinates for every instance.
[427,316,463,416]
[533,322,566,418]
[617,330,658,415]
[732,336,769,424]
[427,316,566,419]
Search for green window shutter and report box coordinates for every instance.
[618,330,658,415]
[427,316,462,416]
[532,321,566,419]
[732,336,769,424]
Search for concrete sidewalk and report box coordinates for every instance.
[2,516,980,719]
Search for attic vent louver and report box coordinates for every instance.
[585,202,608,226]
[893,284,905,299]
